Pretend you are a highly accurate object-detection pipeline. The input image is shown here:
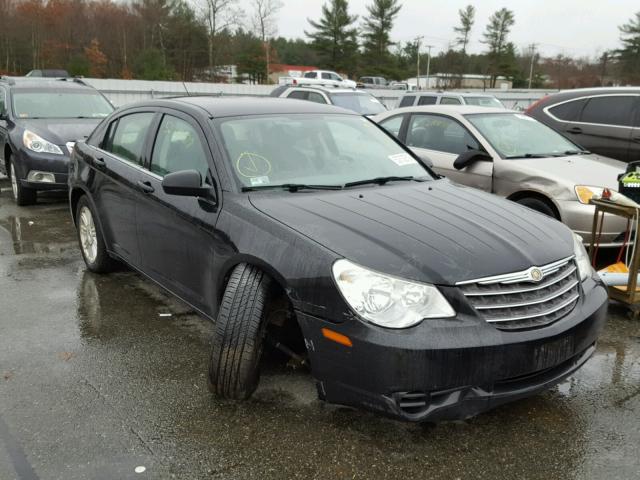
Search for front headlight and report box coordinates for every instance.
[573,233,593,281]
[23,130,64,155]
[575,185,613,204]
[332,259,455,328]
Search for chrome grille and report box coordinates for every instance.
[457,256,580,330]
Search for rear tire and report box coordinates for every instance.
[75,195,116,273]
[208,264,272,400]
[515,197,557,219]
[8,156,36,206]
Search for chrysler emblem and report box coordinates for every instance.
[529,267,544,282]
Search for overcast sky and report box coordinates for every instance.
[238,0,638,58]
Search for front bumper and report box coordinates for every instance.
[15,148,69,191]
[296,276,608,422]
[558,200,627,247]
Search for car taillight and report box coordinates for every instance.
[524,95,549,114]
[292,78,297,85]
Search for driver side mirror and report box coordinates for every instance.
[453,150,492,170]
[162,169,213,198]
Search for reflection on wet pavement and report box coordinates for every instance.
[0,185,639,479]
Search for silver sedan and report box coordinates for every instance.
[373,105,627,247]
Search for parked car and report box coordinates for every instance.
[25,69,70,78]
[398,91,505,108]
[525,88,640,162]
[270,85,386,116]
[283,69,357,88]
[0,77,114,205]
[374,105,627,247]
[390,81,415,91]
[69,96,606,422]
[358,76,388,88]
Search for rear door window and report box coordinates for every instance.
[321,72,332,80]
[303,72,315,79]
[440,97,462,105]
[580,96,636,127]
[399,96,415,107]
[548,98,587,121]
[307,92,327,104]
[287,90,308,100]
[406,114,479,155]
[417,96,437,106]
[104,112,155,166]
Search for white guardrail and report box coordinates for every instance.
[81,78,557,111]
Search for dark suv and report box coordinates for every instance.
[526,88,640,162]
[0,77,114,205]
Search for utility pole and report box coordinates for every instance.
[527,43,537,89]
[425,45,434,90]
[415,36,423,90]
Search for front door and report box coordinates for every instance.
[135,111,220,313]
[404,113,493,191]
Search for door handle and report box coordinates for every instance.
[136,180,155,194]
[93,157,106,168]
[566,127,582,134]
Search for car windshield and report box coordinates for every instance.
[466,112,581,158]
[329,93,387,115]
[215,114,431,189]
[12,90,113,119]
[464,96,504,108]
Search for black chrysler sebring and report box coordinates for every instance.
[68,97,608,422]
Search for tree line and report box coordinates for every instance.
[0,0,639,88]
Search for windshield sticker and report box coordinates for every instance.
[389,153,417,166]
[236,152,272,177]
[249,176,270,186]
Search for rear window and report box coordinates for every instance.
[464,96,505,108]
[399,96,415,107]
[580,95,636,127]
[329,93,386,115]
[417,96,437,106]
[548,98,587,121]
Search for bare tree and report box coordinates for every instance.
[251,0,282,82]
[252,0,283,41]
[196,0,243,73]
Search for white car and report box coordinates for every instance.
[285,70,357,89]
[373,105,627,246]
[398,92,505,108]
[270,85,386,116]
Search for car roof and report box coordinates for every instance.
[402,91,498,98]
[1,77,96,91]
[122,96,358,118]
[383,105,515,116]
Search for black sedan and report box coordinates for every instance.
[68,97,608,422]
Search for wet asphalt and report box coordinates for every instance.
[0,180,639,480]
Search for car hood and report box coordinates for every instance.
[18,118,102,146]
[249,180,574,286]
[510,154,625,190]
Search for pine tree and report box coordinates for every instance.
[454,4,474,82]
[305,0,358,75]
[482,8,515,87]
[361,0,401,75]
[617,11,640,83]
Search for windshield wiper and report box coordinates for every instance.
[505,153,552,159]
[563,150,590,156]
[343,176,423,188]
[242,183,343,192]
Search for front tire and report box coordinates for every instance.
[75,196,116,273]
[208,264,273,400]
[515,197,557,219]
[8,156,37,206]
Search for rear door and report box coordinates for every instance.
[135,110,220,313]
[569,95,637,161]
[93,111,156,266]
[404,113,492,191]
